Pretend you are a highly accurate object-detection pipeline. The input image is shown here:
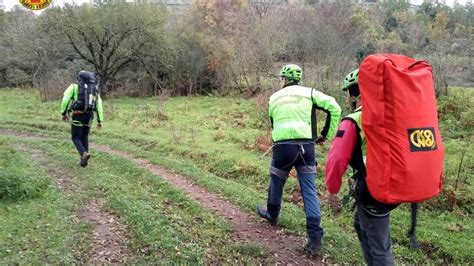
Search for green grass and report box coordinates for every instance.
[0,87,472,263]
[0,137,89,264]
[39,139,272,264]
[0,139,50,200]
[0,135,272,264]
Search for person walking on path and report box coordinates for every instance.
[257,64,342,255]
[61,70,103,167]
[325,69,397,265]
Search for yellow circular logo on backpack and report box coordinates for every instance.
[19,0,52,10]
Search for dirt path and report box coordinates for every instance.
[2,128,324,265]
[14,143,78,192]
[75,199,130,264]
[13,142,130,264]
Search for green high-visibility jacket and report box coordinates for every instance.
[60,83,104,122]
[345,106,365,154]
[268,84,341,142]
[344,106,367,165]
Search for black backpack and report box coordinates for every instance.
[72,71,99,112]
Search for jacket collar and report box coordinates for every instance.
[282,81,299,88]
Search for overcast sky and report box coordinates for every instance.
[2,0,469,12]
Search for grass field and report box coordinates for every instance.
[0,88,472,263]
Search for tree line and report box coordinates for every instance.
[0,0,472,99]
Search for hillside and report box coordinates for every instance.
[0,88,472,264]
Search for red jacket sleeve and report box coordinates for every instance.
[325,120,358,195]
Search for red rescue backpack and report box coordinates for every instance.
[359,54,444,204]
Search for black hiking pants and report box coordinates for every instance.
[71,112,92,156]
[354,204,394,266]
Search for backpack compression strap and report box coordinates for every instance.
[407,203,419,250]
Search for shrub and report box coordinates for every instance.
[5,66,31,87]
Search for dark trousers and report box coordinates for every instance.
[267,142,323,241]
[354,204,394,266]
[71,112,92,156]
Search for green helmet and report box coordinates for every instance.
[280,64,303,81]
[342,69,359,91]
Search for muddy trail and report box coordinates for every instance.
[1,128,324,265]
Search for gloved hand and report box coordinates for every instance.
[97,122,102,129]
[315,136,327,145]
[62,114,69,122]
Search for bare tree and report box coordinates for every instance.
[51,4,167,94]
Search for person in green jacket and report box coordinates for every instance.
[257,64,342,254]
[60,71,103,167]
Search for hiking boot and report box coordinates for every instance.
[304,237,322,255]
[80,152,91,167]
[257,204,279,225]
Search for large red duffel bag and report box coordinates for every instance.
[359,54,444,204]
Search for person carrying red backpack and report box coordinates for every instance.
[325,68,397,265]
[325,54,444,265]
